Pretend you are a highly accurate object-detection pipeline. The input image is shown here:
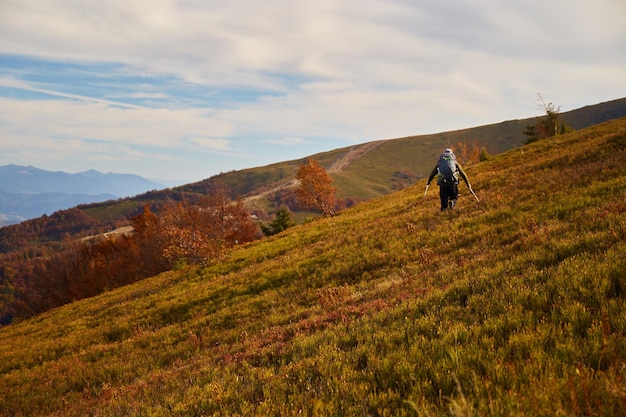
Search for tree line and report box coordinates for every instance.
[0,184,265,323]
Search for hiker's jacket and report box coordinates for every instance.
[427,162,470,187]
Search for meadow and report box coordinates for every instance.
[1,118,625,416]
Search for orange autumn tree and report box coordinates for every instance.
[131,183,261,268]
[452,139,483,167]
[295,159,337,217]
[153,195,260,267]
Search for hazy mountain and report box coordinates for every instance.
[0,165,163,226]
[0,190,117,226]
[0,165,162,195]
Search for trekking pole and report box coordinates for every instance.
[423,184,429,198]
[469,186,480,203]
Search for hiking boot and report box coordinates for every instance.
[449,200,456,209]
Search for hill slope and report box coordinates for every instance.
[201,97,626,203]
[0,118,625,416]
[2,97,622,236]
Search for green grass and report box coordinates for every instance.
[1,118,625,416]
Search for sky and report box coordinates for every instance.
[1,0,625,185]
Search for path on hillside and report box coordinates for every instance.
[242,179,299,205]
[327,140,385,173]
[243,141,385,206]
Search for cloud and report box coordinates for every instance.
[187,137,231,151]
[265,137,308,146]
[120,92,169,100]
[0,92,233,144]
[0,76,142,109]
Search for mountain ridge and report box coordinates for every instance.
[188,96,626,205]
[1,97,624,240]
[0,165,164,226]
[2,97,625,229]
[0,164,163,195]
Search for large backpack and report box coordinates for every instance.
[438,150,459,185]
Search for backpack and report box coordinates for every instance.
[438,150,459,185]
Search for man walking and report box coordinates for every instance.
[426,148,472,211]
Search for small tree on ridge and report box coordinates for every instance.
[523,93,573,143]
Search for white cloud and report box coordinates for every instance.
[265,137,308,146]
[0,76,142,109]
[0,95,233,146]
[124,92,169,100]
[188,137,231,150]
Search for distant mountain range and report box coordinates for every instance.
[0,165,163,226]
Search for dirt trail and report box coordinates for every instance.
[327,140,384,173]
[243,179,299,205]
[243,141,384,206]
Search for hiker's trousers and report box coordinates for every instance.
[439,184,459,211]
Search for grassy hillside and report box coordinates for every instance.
[79,97,626,222]
[180,97,626,205]
[176,119,527,203]
[1,118,625,416]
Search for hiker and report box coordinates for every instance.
[426,148,472,211]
